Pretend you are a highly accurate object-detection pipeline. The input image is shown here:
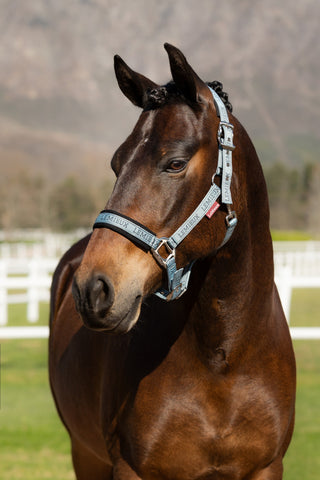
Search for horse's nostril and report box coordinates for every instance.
[90,274,115,317]
[72,273,115,321]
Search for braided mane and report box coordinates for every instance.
[145,80,232,112]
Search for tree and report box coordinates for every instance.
[0,170,48,230]
[49,176,97,231]
[306,163,320,234]
[264,162,309,231]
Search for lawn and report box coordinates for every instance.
[0,290,320,479]
[1,338,74,480]
[284,341,320,479]
[289,289,320,327]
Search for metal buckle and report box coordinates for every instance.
[218,122,235,151]
[165,284,183,302]
[225,211,237,228]
[151,238,175,268]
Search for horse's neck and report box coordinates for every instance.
[185,244,272,367]
[185,139,274,362]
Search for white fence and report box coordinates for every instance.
[0,241,319,339]
[0,258,57,325]
[0,229,88,260]
[274,250,320,319]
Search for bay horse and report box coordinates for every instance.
[49,44,296,480]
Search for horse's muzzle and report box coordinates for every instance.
[72,271,142,334]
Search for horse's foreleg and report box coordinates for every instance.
[249,456,283,480]
[71,437,113,480]
[113,458,142,480]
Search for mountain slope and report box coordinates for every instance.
[0,0,319,182]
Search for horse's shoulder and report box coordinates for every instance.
[50,234,91,323]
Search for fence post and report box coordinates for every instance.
[276,265,293,323]
[0,261,8,325]
[27,260,39,323]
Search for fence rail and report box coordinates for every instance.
[0,258,57,326]
[0,241,320,339]
[274,250,320,322]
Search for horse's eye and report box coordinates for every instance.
[166,160,187,173]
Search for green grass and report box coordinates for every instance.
[1,338,74,479]
[1,290,320,479]
[284,341,320,479]
[271,230,314,241]
[290,289,320,327]
[7,302,50,326]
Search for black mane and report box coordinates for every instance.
[145,80,232,112]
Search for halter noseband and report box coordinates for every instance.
[93,86,237,301]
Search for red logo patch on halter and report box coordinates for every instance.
[206,201,220,219]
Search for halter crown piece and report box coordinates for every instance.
[93,86,237,301]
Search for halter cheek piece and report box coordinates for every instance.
[93,87,237,301]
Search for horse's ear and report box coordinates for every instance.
[114,55,158,108]
[164,43,208,103]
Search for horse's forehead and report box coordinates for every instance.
[153,102,199,128]
[137,103,203,144]
[113,102,210,172]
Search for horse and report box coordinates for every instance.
[49,44,296,480]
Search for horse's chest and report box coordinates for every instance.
[119,390,218,478]
[116,368,275,480]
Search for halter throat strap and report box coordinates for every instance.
[93,86,237,301]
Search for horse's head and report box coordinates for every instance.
[73,44,240,334]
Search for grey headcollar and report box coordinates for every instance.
[93,86,237,301]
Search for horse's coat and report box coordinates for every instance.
[49,44,296,480]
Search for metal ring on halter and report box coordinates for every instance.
[151,238,176,268]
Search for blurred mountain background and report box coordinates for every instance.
[0,0,319,232]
